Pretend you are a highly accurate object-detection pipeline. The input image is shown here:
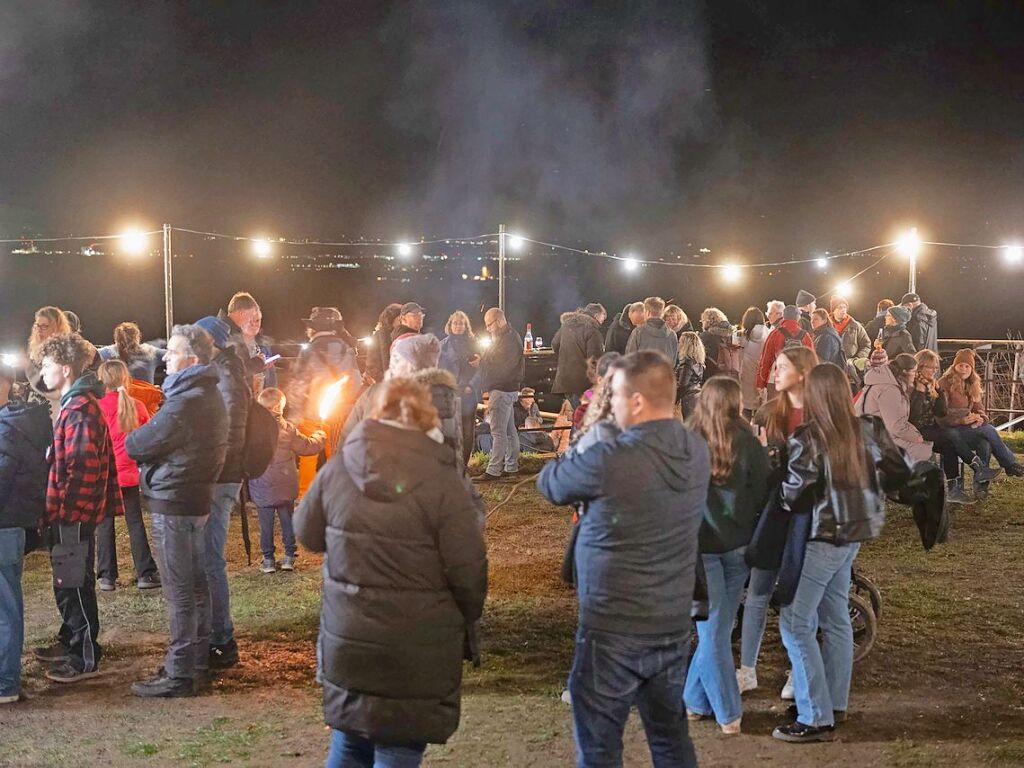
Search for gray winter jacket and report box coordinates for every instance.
[625,318,678,364]
[295,419,487,745]
[856,365,933,463]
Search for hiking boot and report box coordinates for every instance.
[772,721,835,743]
[131,672,194,698]
[475,472,502,483]
[973,477,991,501]
[33,643,70,664]
[971,459,1001,484]
[98,578,116,592]
[280,555,295,572]
[209,640,239,670]
[45,662,98,684]
[780,670,795,700]
[945,480,972,505]
[260,558,277,574]
[736,665,758,694]
[1006,463,1024,478]
[136,574,161,590]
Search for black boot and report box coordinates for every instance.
[131,672,194,698]
[209,639,239,670]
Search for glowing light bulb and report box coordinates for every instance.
[623,257,639,272]
[721,264,741,283]
[897,227,921,259]
[508,234,524,250]
[816,257,828,269]
[252,238,272,257]
[397,242,413,257]
[1003,245,1023,264]
[119,228,149,255]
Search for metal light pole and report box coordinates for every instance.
[908,253,917,295]
[162,223,173,338]
[498,223,506,313]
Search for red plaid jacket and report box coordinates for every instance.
[46,391,124,526]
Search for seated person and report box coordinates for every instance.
[520,415,556,453]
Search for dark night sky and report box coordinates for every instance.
[2,1,1023,342]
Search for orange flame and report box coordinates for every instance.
[318,376,349,421]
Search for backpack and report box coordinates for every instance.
[715,341,743,380]
[779,326,809,352]
[242,401,279,478]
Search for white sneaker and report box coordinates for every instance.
[736,665,758,694]
[781,670,795,700]
[560,689,572,705]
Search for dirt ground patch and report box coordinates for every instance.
[4,443,1024,766]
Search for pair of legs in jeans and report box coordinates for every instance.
[257,503,296,562]
[779,541,860,728]
[325,731,425,768]
[0,528,26,698]
[51,522,102,673]
[153,510,211,680]
[96,485,159,583]
[685,548,748,726]
[956,424,1018,470]
[484,390,520,478]
[741,566,778,671]
[206,483,240,649]
[569,626,698,767]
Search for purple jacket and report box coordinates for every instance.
[248,416,326,507]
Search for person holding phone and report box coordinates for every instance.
[439,311,479,464]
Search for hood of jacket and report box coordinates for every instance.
[615,303,636,331]
[641,317,672,337]
[162,363,220,397]
[863,363,899,389]
[706,320,733,339]
[410,366,457,390]
[560,311,600,334]
[737,324,770,345]
[913,303,937,321]
[618,419,707,494]
[342,419,455,503]
[0,400,53,455]
[60,371,105,408]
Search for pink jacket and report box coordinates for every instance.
[98,391,150,489]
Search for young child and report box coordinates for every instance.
[249,388,326,573]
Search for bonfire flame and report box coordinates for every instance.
[318,376,349,421]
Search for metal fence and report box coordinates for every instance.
[938,338,1024,431]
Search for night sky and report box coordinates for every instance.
[2,1,1023,343]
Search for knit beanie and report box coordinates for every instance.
[869,348,889,367]
[887,305,912,326]
[390,333,441,371]
[795,289,816,307]
[952,348,976,370]
[830,296,849,312]
[194,315,231,350]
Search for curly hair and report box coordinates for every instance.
[28,306,72,363]
[114,321,142,362]
[39,333,94,377]
[700,307,728,331]
[370,378,440,432]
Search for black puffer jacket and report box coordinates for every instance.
[882,325,916,358]
[552,312,604,396]
[126,364,229,512]
[781,415,911,544]
[295,419,487,745]
[0,401,51,530]
[604,304,637,355]
[213,345,251,483]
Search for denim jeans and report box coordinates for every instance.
[684,547,748,724]
[0,528,25,696]
[206,482,240,646]
[257,503,296,560]
[325,730,425,768]
[779,541,860,727]
[740,567,777,668]
[569,627,698,768]
[485,390,519,477]
[957,424,1017,469]
[160,514,211,679]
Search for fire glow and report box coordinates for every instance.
[318,376,349,421]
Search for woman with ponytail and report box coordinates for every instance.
[96,360,160,590]
[98,321,166,383]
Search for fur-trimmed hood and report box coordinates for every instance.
[559,311,600,331]
[411,367,457,390]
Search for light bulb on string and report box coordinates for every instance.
[118,228,149,255]
[721,263,742,283]
[396,242,413,258]
[622,255,640,272]
[897,227,921,259]
[1003,245,1023,265]
[252,238,273,258]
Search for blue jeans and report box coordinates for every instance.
[684,548,748,724]
[257,503,296,560]
[957,424,1017,469]
[779,541,860,727]
[485,390,520,477]
[325,730,425,768]
[206,482,241,647]
[569,627,698,768]
[740,567,777,668]
[0,528,25,696]
[160,514,211,679]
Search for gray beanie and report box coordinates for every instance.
[887,305,912,326]
[795,290,816,307]
[390,333,441,371]
[782,304,800,321]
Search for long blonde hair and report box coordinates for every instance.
[98,360,140,434]
[689,377,742,485]
[804,363,868,488]
[914,349,940,398]
[764,346,819,446]
[678,331,706,366]
[444,310,475,338]
[28,306,72,363]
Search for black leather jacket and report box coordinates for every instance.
[781,415,911,544]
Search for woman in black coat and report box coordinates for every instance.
[295,378,487,767]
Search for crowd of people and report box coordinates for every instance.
[0,283,1020,767]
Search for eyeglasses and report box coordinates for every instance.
[33,322,51,331]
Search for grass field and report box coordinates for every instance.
[2,437,1024,767]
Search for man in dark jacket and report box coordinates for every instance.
[796,289,817,333]
[901,293,939,353]
[294,409,487,756]
[537,351,708,767]
[195,315,251,671]
[37,333,123,683]
[0,372,50,702]
[473,308,524,481]
[127,323,228,697]
[605,302,644,355]
[625,297,678,363]
[552,306,605,408]
[881,306,917,358]
[810,309,847,369]
[863,299,895,343]
[391,302,425,344]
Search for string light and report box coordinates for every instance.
[816,258,828,269]
[897,227,921,259]
[721,263,742,283]
[118,228,149,255]
[622,255,639,272]
[252,238,273,258]
[507,234,525,251]
[1003,245,1023,265]
[396,242,413,257]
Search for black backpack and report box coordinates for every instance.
[779,326,809,351]
[242,401,278,478]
